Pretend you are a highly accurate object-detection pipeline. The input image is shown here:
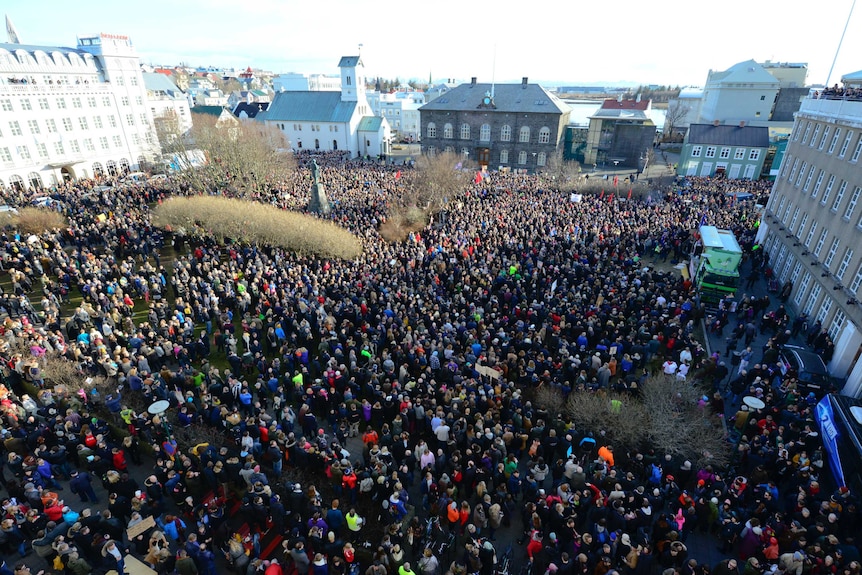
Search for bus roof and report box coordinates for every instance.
[700,225,741,253]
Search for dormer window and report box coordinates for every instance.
[346,76,352,86]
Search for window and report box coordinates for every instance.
[538,127,550,144]
[813,229,828,257]
[810,124,821,147]
[99,136,109,150]
[824,238,840,267]
[500,125,511,142]
[829,310,846,341]
[0,99,11,112]
[802,122,812,144]
[116,76,124,87]
[72,97,82,108]
[819,126,830,150]
[832,181,848,212]
[62,118,73,132]
[27,120,40,135]
[812,170,825,198]
[102,96,111,106]
[537,152,546,166]
[121,96,130,107]
[781,155,792,178]
[500,149,508,164]
[443,123,453,139]
[829,128,841,154]
[803,166,816,192]
[36,143,48,159]
[851,263,862,293]
[837,248,854,280]
[460,124,470,140]
[519,126,530,143]
[789,158,800,181]
[56,97,66,109]
[426,123,436,138]
[804,221,817,247]
[78,117,89,130]
[93,116,103,129]
[87,97,97,108]
[795,272,811,306]
[53,141,65,155]
[691,146,702,158]
[821,175,836,204]
[135,96,142,106]
[20,98,31,111]
[38,98,49,110]
[814,294,832,325]
[0,147,11,162]
[69,140,80,154]
[794,122,804,141]
[846,187,862,220]
[16,145,30,160]
[719,147,730,159]
[46,119,57,133]
[108,115,117,128]
[112,135,122,147]
[479,124,490,142]
[798,213,809,238]
[760,95,766,101]
[734,148,745,160]
[790,208,800,232]
[794,161,806,186]
[518,150,527,164]
[130,76,138,87]
[83,138,95,152]
[748,149,760,161]
[802,283,821,316]
[852,136,862,163]
[705,146,716,158]
[839,131,853,158]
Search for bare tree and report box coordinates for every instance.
[402,150,470,211]
[539,150,581,192]
[663,101,691,140]
[160,112,295,198]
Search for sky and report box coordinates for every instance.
[4,0,861,88]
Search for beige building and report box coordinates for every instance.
[758,75,862,396]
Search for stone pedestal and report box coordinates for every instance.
[308,182,331,214]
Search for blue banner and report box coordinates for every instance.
[817,396,847,488]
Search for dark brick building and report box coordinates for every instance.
[419,78,571,171]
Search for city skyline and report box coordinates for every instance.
[4,0,861,88]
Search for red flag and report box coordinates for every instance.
[627,188,632,200]
[613,175,619,187]
[395,170,401,180]
[474,171,482,184]
[599,190,604,199]
[607,192,614,203]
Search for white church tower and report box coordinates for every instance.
[338,56,366,103]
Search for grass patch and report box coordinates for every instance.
[152,196,363,260]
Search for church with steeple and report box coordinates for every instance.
[257,55,391,159]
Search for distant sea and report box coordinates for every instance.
[564,100,667,131]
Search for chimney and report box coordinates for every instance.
[636,93,641,103]
[522,77,528,88]
[471,77,476,86]
[739,120,746,127]
[713,120,720,127]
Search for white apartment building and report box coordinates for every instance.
[143,72,192,135]
[273,73,341,92]
[758,75,862,396]
[0,33,160,189]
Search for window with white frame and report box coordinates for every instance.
[479,124,490,142]
[499,149,508,164]
[83,138,94,152]
[790,261,802,285]
[837,248,854,280]
[125,114,134,126]
[814,229,829,256]
[72,97,81,108]
[832,181,848,212]
[53,141,64,155]
[821,175,836,204]
[798,213,809,238]
[518,150,527,164]
[8,121,21,136]
[720,147,730,159]
[519,126,530,143]
[102,96,111,107]
[819,126,831,150]
[734,148,745,160]
[795,272,811,305]
[775,245,787,273]
[20,98,31,111]
[108,115,117,128]
[36,143,48,158]
[829,128,841,154]
[816,296,833,326]
[824,238,840,267]
[705,146,716,158]
[852,136,862,162]
[426,123,436,138]
[112,135,122,147]
[803,166,816,192]
[460,124,470,140]
[749,149,760,161]
[45,119,57,133]
[839,131,853,158]
[691,146,702,158]
[16,145,30,160]
[803,283,822,315]
[99,136,109,150]
[62,118,73,132]
[537,152,547,166]
[0,147,10,162]
[38,97,49,110]
[829,310,846,341]
[794,122,804,141]
[789,158,800,181]
[781,155,793,178]
[69,140,79,154]
[851,263,862,293]
[846,186,862,220]
[500,125,511,142]
[790,208,800,232]
[27,119,40,135]
[781,255,794,282]
[802,121,812,144]
[810,124,821,147]
[776,195,786,214]
[804,221,818,247]
[0,99,11,112]
[795,161,806,186]
[812,170,825,198]
[87,97,97,108]
[93,116,103,129]
[538,127,550,144]
[443,123,453,139]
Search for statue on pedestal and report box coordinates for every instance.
[308,159,331,214]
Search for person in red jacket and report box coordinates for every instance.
[44,500,65,522]
[526,529,544,559]
[111,447,128,472]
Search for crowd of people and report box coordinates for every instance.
[0,157,857,575]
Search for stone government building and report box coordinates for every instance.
[419,77,571,172]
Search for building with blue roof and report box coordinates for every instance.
[257,56,391,158]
